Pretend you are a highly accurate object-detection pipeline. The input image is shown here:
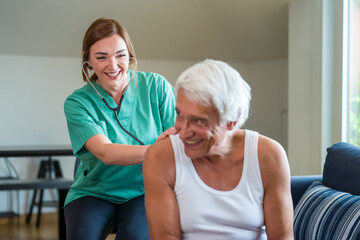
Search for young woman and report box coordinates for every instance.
[64,18,175,240]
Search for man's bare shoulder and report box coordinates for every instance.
[144,137,175,171]
[144,137,176,187]
[258,134,287,164]
[257,134,290,188]
[146,137,174,160]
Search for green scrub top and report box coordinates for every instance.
[64,70,176,205]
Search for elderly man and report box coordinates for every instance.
[143,59,294,240]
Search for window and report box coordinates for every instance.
[346,0,360,146]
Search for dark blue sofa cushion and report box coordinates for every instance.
[323,142,360,195]
[291,175,322,209]
[294,181,360,240]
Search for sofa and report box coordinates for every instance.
[290,142,360,240]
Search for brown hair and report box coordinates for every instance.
[82,18,137,82]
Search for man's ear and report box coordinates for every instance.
[226,121,237,130]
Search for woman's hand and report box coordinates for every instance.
[157,127,177,141]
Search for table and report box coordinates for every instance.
[0,178,72,240]
[0,145,73,177]
[0,145,73,178]
[0,145,73,158]
[0,145,74,240]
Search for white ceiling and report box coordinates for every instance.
[0,0,290,63]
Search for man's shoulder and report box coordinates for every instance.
[257,134,290,186]
[257,134,288,172]
[144,137,176,187]
[145,137,174,166]
[257,134,286,161]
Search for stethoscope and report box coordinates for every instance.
[82,61,144,145]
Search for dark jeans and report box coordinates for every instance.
[64,195,149,240]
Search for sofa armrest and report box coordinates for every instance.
[291,175,322,209]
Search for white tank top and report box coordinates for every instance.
[170,130,267,240]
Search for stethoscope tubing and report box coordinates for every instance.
[82,62,144,145]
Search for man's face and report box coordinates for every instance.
[174,90,228,159]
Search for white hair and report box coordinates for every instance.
[175,59,251,129]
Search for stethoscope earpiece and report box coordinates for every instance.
[82,62,102,98]
[83,61,92,70]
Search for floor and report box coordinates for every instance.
[0,213,115,240]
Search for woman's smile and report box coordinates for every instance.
[105,70,121,78]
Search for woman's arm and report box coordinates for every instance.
[65,95,150,166]
[258,136,294,240]
[143,138,182,240]
[85,134,149,165]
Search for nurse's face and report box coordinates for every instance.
[88,34,129,92]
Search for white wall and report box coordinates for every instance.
[138,59,196,86]
[0,54,287,213]
[0,55,82,214]
[242,59,288,150]
[288,0,323,175]
[0,55,81,146]
[288,0,345,175]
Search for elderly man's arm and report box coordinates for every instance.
[143,137,181,240]
[259,136,294,240]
